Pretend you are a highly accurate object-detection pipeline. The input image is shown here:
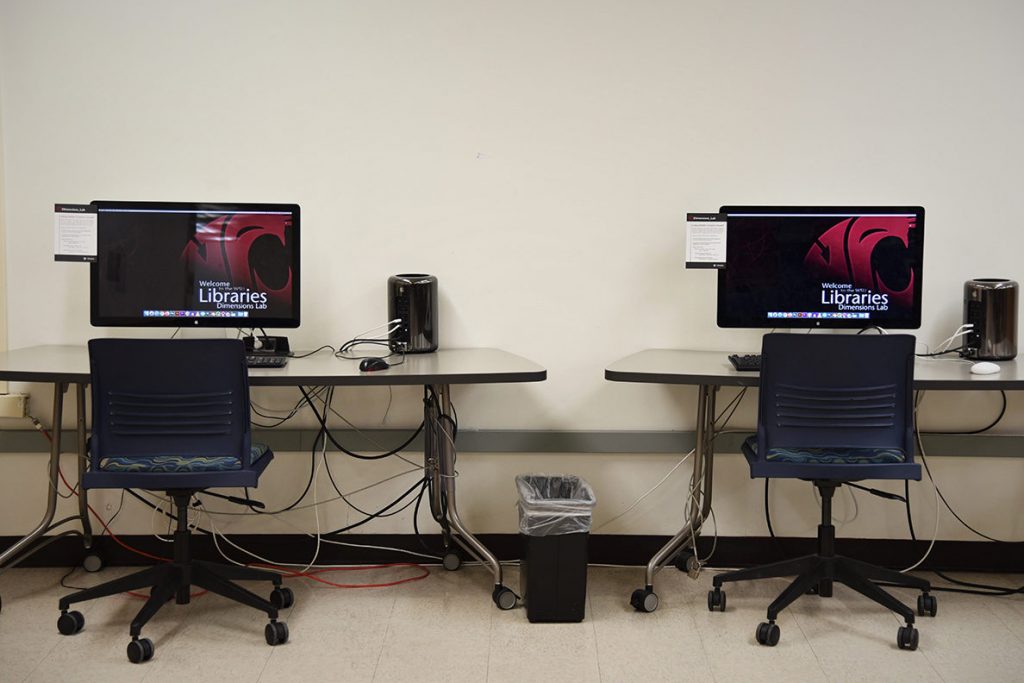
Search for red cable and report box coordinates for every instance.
[55,472,165,560]
[55,465,207,598]
[40,420,161,563]
[39,421,432,590]
[253,562,431,589]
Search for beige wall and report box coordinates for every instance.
[0,40,7,371]
[0,1,1022,546]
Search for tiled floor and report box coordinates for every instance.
[1,564,1023,682]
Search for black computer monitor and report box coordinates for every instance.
[90,201,300,328]
[716,206,924,329]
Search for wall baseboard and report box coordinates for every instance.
[2,428,1022,457]
[2,534,1021,573]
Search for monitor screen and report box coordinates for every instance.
[90,201,300,328]
[716,206,924,329]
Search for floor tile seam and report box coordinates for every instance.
[588,589,605,682]
[791,600,945,683]
[484,595,498,683]
[369,593,398,683]
[677,587,718,683]
[778,602,830,681]
[796,639,839,683]
[20,627,102,683]
[251,623,281,683]
[984,597,1024,649]
[923,652,954,683]
[253,572,307,683]
[915,595,1024,679]
[19,644,55,683]
[678,575,728,683]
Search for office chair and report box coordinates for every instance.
[707,333,934,650]
[57,339,292,663]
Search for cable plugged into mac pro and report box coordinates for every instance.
[243,334,291,356]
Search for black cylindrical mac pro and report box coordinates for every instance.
[388,274,438,353]
[963,278,1018,360]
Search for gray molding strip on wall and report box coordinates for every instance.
[0,429,1020,457]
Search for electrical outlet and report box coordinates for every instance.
[0,393,29,418]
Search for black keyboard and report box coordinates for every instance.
[728,353,761,371]
[246,354,289,368]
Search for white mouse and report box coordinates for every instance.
[969,361,1001,375]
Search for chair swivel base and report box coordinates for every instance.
[709,551,935,650]
[58,558,293,662]
[708,482,936,649]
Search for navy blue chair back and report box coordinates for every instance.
[85,339,260,489]
[746,333,920,481]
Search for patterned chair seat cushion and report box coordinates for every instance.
[100,443,269,472]
[764,446,906,465]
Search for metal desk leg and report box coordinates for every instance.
[76,384,93,550]
[423,390,455,568]
[428,383,517,610]
[629,384,718,613]
[0,382,68,576]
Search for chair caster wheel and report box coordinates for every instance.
[265,621,289,646]
[442,552,462,571]
[897,625,919,650]
[126,637,154,663]
[270,586,295,609]
[756,621,780,646]
[917,593,937,617]
[492,586,518,610]
[58,610,85,635]
[630,587,659,613]
[707,588,726,612]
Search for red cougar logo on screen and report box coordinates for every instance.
[182,213,293,306]
[804,215,916,309]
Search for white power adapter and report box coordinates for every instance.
[0,393,29,418]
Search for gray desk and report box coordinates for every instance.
[605,348,1024,611]
[0,345,546,611]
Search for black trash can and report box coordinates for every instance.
[516,474,597,623]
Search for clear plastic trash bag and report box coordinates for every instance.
[516,474,597,536]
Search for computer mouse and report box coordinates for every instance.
[358,357,390,372]
[969,361,1001,375]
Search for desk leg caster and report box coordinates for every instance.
[756,621,780,647]
[492,586,518,610]
[442,551,462,572]
[897,624,919,650]
[83,553,104,573]
[57,610,85,635]
[674,550,700,577]
[630,587,659,613]
[127,637,154,663]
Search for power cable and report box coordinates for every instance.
[299,386,423,460]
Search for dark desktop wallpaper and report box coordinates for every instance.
[718,212,922,327]
[94,210,295,322]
